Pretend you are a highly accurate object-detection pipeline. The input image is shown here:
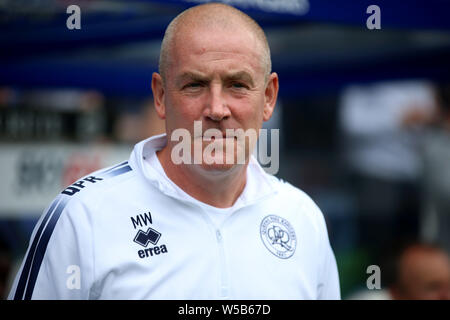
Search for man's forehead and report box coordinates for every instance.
[169,28,264,74]
[176,70,255,83]
[170,48,263,77]
[174,23,259,51]
[188,48,261,67]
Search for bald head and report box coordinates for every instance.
[159,3,271,82]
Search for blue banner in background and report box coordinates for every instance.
[1,0,450,98]
[145,0,450,30]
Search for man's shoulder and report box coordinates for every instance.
[34,160,142,236]
[267,175,327,225]
[270,176,320,208]
[56,160,138,210]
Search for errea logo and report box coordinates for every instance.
[130,212,168,259]
[134,227,161,247]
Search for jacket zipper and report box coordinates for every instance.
[216,229,229,298]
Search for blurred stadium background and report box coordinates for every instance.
[1,0,450,299]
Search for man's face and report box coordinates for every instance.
[396,250,450,300]
[153,24,278,172]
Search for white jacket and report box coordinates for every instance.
[9,134,340,300]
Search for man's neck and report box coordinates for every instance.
[156,147,248,208]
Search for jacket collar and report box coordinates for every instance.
[128,134,278,210]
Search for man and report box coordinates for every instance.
[8,3,340,299]
[388,243,450,300]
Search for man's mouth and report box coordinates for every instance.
[202,135,237,142]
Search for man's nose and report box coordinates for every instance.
[204,85,231,122]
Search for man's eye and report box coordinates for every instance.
[231,82,247,89]
[183,82,203,89]
[187,82,203,88]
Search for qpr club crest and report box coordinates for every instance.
[260,215,297,259]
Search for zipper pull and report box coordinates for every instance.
[216,230,222,242]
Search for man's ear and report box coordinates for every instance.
[152,72,166,119]
[263,72,279,122]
